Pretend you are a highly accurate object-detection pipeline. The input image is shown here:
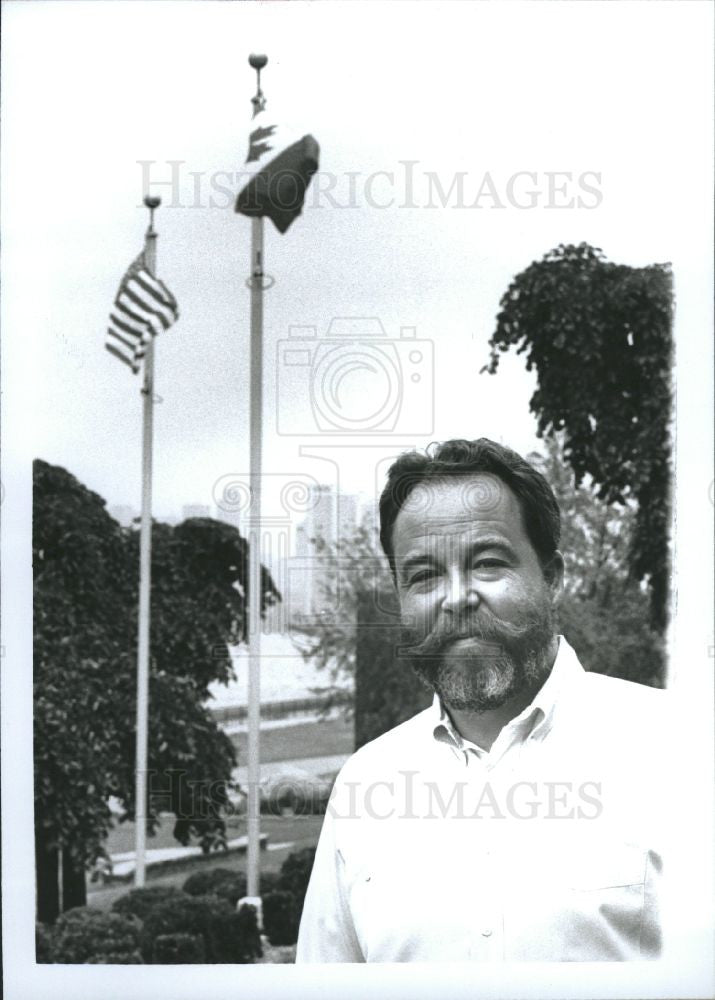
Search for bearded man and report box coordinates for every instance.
[296,439,667,962]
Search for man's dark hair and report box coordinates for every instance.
[379,438,561,578]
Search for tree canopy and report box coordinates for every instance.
[482,242,673,630]
[529,436,665,687]
[33,459,279,917]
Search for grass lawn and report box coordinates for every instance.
[89,813,326,913]
[229,715,354,764]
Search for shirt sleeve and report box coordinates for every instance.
[295,795,365,963]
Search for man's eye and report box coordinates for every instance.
[474,559,505,569]
[409,570,435,585]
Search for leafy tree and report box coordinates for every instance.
[33,460,279,922]
[529,436,665,687]
[298,520,392,716]
[482,242,673,630]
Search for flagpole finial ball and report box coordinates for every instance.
[249,53,268,70]
[144,195,161,210]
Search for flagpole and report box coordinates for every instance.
[134,194,161,887]
[247,213,265,900]
[245,51,269,904]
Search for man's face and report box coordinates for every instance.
[392,473,562,713]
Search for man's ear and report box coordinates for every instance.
[544,551,564,596]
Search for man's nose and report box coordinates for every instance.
[441,568,480,616]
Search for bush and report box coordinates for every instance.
[258,871,281,895]
[182,867,247,907]
[36,922,54,963]
[278,847,316,906]
[152,933,206,964]
[112,886,185,923]
[140,894,261,964]
[262,890,300,946]
[214,904,263,964]
[86,949,144,964]
[52,907,142,964]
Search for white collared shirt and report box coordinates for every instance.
[296,637,669,963]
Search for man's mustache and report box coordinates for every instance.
[402,607,539,660]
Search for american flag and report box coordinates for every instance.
[105,252,179,372]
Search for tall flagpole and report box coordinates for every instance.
[134,194,161,887]
[247,214,264,899]
[246,52,268,903]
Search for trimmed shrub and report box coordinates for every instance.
[182,867,247,907]
[278,847,316,905]
[36,922,54,963]
[52,907,142,964]
[262,890,300,946]
[152,933,206,964]
[258,871,281,895]
[112,886,185,923]
[213,904,263,964]
[86,950,144,964]
[214,873,247,908]
[140,893,261,964]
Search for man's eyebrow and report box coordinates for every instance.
[396,536,517,580]
[466,536,517,557]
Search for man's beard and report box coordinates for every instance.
[399,596,556,713]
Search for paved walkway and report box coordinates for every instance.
[108,832,268,880]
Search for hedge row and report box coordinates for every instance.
[38,847,316,962]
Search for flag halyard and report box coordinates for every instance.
[106,252,179,372]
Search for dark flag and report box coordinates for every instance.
[235,92,320,234]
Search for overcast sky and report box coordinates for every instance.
[3,0,712,531]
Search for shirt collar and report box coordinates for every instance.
[430,635,584,754]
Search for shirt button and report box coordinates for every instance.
[481,928,493,938]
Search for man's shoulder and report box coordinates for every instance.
[337,706,434,782]
[581,669,666,708]
[574,669,669,738]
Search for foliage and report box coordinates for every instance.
[182,867,247,908]
[277,847,316,903]
[152,932,206,964]
[529,436,665,686]
[482,243,673,629]
[299,519,393,716]
[34,460,135,873]
[33,459,280,914]
[262,891,301,946]
[258,871,281,895]
[139,893,261,964]
[35,922,55,963]
[111,886,185,923]
[51,907,142,964]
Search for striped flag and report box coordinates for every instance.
[235,92,319,234]
[105,252,179,372]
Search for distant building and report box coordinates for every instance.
[285,485,358,621]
